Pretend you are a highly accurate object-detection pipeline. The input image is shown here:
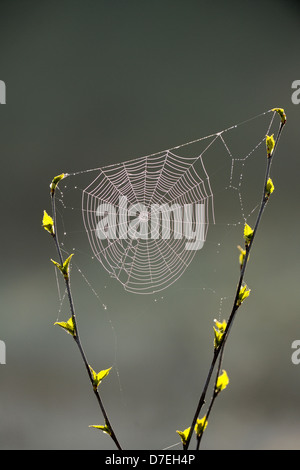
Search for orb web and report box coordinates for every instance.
[82,150,214,294]
[56,108,279,297]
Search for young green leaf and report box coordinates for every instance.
[54,317,75,336]
[213,319,227,350]
[194,416,208,437]
[42,210,54,236]
[265,178,275,199]
[62,254,74,279]
[89,366,112,391]
[236,284,251,306]
[215,370,229,394]
[176,427,190,446]
[51,259,62,270]
[51,254,74,280]
[272,107,286,125]
[237,245,247,269]
[266,134,275,157]
[50,173,65,196]
[244,223,254,246]
[89,424,111,436]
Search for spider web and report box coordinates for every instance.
[54,109,279,297]
[82,149,213,294]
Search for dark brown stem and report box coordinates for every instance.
[51,193,122,451]
[184,119,285,451]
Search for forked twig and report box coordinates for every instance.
[43,108,285,451]
[43,179,122,450]
[183,109,286,450]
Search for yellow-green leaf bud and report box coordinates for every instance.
[89,366,112,391]
[89,424,112,436]
[266,134,275,157]
[54,317,76,336]
[194,416,208,437]
[236,284,251,306]
[176,427,190,446]
[271,108,286,124]
[215,370,229,394]
[213,319,227,350]
[50,173,65,196]
[244,223,254,246]
[265,178,275,199]
[42,210,54,236]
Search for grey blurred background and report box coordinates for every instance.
[0,0,299,450]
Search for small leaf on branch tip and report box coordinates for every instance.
[213,319,227,350]
[89,366,112,390]
[42,210,54,235]
[194,416,208,437]
[51,254,74,280]
[54,317,75,336]
[89,424,111,436]
[215,370,229,394]
[244,223,254,246]
[265,178,275,198]
[272,108,287,124]
[176,427,190,446]
[236,284,251,306]
[266,134,275,157]
[50,173,65,195]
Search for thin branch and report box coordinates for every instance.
[196,337,225,449]
[50,193,122,451]
[184,118,285,450]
